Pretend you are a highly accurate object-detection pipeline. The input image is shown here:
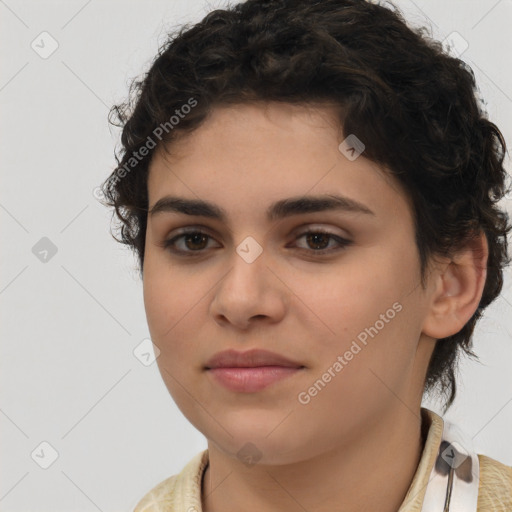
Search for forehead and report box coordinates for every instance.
[146,102,412,225]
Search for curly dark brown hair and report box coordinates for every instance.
[100,0,511,412]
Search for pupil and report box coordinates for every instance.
[186,233,207,250]
[307,233,329,250]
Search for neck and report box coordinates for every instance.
[202,406,428,512]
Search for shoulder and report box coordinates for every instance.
[132,450,208,512]
[133,474,179,512]
[477,454,512,511]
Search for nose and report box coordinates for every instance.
[209,247,287,330]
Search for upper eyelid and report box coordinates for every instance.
[165,222,350,237]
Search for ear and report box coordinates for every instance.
[421,231,488,339]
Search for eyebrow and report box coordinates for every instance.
[148,194,375,222]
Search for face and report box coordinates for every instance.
[143,102,437,465]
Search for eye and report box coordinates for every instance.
[160,229,217,254]
[293,229,352,254]
[159,228,352,256]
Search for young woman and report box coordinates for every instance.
[101,0,512,510]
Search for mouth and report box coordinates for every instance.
[205,349,305,393]
[207,366,304,393]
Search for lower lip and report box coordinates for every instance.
[207,366,303,392]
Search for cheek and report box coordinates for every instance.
[143,258,203,404]
[308,250,421,377]
[142,251,213,381]
[143,252,198,337]
[305,258,405,342]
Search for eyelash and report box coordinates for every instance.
[160,228,352,257]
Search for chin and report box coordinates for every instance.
[195,415,314,466]
[214,437,308,467]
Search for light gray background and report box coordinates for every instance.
[1,0,511,510]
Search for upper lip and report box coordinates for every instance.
[205,349,304,369]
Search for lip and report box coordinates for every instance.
[205,349,305,393]
[205,348,303,369]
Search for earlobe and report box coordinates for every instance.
[421,231,488,340]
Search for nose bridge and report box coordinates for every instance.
[235,234,265,266]
[211,234,286,326]
[223,234,269,294]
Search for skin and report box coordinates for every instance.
[143,102,488,512]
